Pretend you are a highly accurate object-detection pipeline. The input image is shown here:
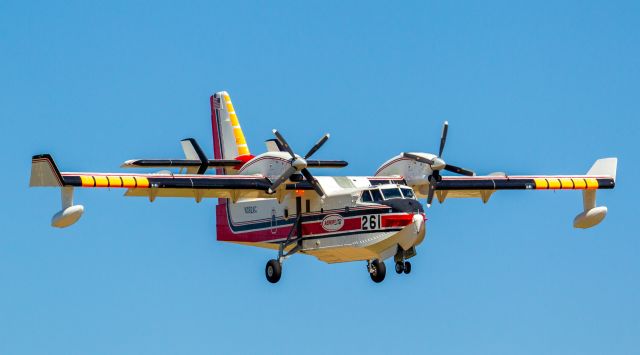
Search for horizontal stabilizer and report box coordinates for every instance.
[122,138,244,173]
[306,160,349,168]
[181,138,208,174]
[121,159,347,169]
[121,159,242,168]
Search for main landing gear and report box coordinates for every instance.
[368,259,386,283]
[265,259,282,283]
[265,196,303,284]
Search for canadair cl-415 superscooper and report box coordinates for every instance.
[30,91,617,283]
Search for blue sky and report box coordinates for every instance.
[1,1,638,354]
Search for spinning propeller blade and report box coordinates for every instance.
[426,178,436,208]
[268,165,297,194]
[273,129,295,158]
[268,130,340,197]
[438,121,448,158]
[402,121,476,207]
[300,168,325,197]
[305,134,330,159]
[444,164,475,176]
[402,152,435,165]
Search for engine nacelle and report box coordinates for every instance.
[375,153,435,179]
[573,206,607,229]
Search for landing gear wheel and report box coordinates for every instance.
[265,259,282,283]
[395,261,405,274]
[403,261,412,274]
[370,259,386,283]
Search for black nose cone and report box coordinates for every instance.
[380,198,424,213]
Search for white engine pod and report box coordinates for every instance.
[51,205,85,228]
[573,206,607,229]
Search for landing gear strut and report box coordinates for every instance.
[394,247,414,276]
[265,196,303,284]
[368,259,386,283]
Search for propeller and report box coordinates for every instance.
[267,130,332,197]
[402,121,475,207]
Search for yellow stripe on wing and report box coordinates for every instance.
[78,175,149,188]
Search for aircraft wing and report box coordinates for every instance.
[405,158,617,202]
[409,158,617,229]
[432,173,615,203]
[30,154,274,201]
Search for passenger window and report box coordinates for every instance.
[370,189,383,201]
[382,188,402,199]
[401,188,415,199]
[361,190,373,202]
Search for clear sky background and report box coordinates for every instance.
[1,1,638,354]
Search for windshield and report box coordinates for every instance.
[360,190,373,202]
[401,188,415,199]
[381,188,402,199]
[370,189,383,201]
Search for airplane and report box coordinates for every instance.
[30,91,618,283]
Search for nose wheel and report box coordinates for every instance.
[395,261,412,274]
[403,261,411,274]
[395,261,403,274]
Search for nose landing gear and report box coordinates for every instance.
[394,261,412,274]
[394,246,414,276]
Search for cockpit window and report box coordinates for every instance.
[370,189,383,201]
[360,190,373,202]
[382,188,402,199]
[401,188,415,199]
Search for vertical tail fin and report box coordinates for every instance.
[210,91,251,175]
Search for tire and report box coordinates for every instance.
[395,261,404,274]
[403,261,412,274]
[265,259,282,283]
[370,259,386,283]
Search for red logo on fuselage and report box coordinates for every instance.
[321,214,344,232]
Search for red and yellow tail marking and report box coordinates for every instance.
[80,175,149,188]
[223,93,251,156]
[533,177,599,190]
